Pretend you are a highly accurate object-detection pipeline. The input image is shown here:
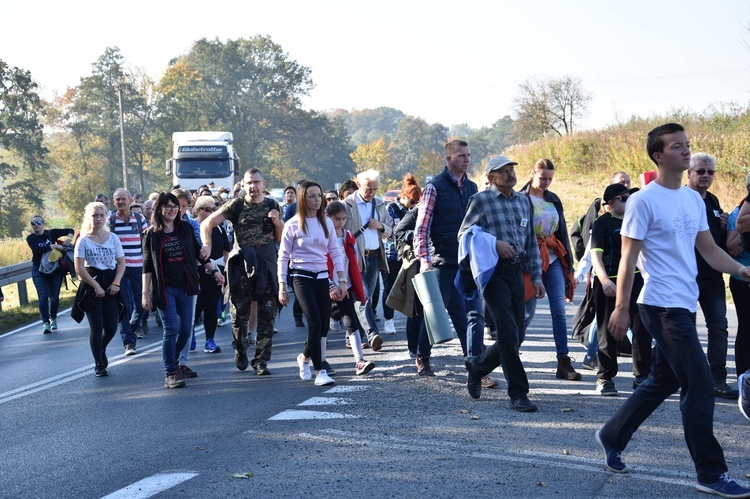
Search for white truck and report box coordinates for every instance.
[166,131,241,192]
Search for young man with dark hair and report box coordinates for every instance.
[595,123,750,498]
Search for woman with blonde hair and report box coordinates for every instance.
[73,202,126,377]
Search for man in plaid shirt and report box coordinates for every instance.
[460,155,545,413]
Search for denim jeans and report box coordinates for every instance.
[472,260,530,400]
[31,267,64,323]
[294,276,331,371]
[361,250,382,336]
[123,266,146,329]
[697,277,729,383]
[118,269,137,348]
[418,264,483,357]
[158,287,195,375]
[599,305,727,484]
[525,259,570,357]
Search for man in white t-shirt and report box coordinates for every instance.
[594,123,750,498]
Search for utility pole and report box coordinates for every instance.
[117,85,128,190]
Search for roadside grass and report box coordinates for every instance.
[0,277,78,334]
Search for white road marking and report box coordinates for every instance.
[298,397,350,406]
[1,307,73,337]
[100,472,198,499]
[324,385,369,393]
[268,409,360,420]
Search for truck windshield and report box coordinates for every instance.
[175,158,231,179]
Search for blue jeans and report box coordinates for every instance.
[158,287,195,375]
[123,266,146,330]
[697,277,729,383]
[586,321,598,359]
[31,267,64,323]
[525,259,570,357]
[419,265,484,357]
[361,250,382,337]
[117,268,137,348]
[599,305,727,483]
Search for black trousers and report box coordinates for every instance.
[294,276,331,370]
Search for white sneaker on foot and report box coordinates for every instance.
[329,319,341,332]
[384,319,396,334]
[315,369,335,386]
[297,353,312,381]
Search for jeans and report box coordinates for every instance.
[525,259,570,357]
[729,278,750,376]
[406,300,431,358]
[361,250,382,335]
[697,277,729,383]
[419,264,484,357]
[158,287,195,375]
[31,267,64,323]
[294,277,331,370]
[599,305,727,484]
[123,266,146,330]
[117,268,138,348]
[586,321,598,359]
[472,259,530,400]
[84,292,119,366]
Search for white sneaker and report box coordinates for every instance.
[297,353,312,381]
[329,319,341,332]
[384,319,396,335]
[314,369,335,386]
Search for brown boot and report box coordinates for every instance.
[556,355,581,381]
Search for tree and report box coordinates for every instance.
[350,136,392,174]
[513,75,592,141]
[0,59,47,236]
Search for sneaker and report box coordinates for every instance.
[134,326,144,339]
[696,472,750,498]
[482,376,499,389]
[253,363,271,376]
[295,318,305,328]
[595,430,628,473]
[370,334,383,352]
[596,379,618,396]
[329,319,341,332]
[321,361,336,376]
[384,319,396,335]
[739,372,750,421]
[582,355,597,371]
[50,319,58,330]
[217,318,225,327]
[355,360,375,376]
[297,353,312,381]
[125,344,136,356]
[179,365,197,378]
[416,356,435,376]
[715,381,740,400]
[164,372,185,389]
[204,339,221,353]
[314,369,335,386]
[190,330,197,351]
[43,322,52,334]
[556,355,582,381]
[102,350,108,369]
[94,365,108,377]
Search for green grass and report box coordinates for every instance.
[0,278,78,334]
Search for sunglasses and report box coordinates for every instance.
[31,220,44,226]
[692,169,716,176]
[199,207,214,213]
[611,195,630,203]
[325,196,338,202]
[164,205,179,212]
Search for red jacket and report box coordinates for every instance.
[328,230,366,303]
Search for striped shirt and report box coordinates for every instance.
[458,185,542,283]
[109,211,144,267]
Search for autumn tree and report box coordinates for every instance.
[513,75,592,141]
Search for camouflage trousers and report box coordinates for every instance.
[229,274,276,368]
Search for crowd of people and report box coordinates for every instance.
[20,123,750,497]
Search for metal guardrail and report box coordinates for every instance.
[0,260,32,311]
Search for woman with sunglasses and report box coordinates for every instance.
[73,202,126,376]
[193,196,230,354]
[26,215,75,333]
[520,158,581,382]
[142,193,224,389]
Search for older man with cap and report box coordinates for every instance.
[460,155,545,412]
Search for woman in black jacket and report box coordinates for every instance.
[142,192,224,389]
[520,158,580,381]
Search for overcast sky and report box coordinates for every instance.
[2,0,749,130]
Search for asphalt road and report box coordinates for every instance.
[0,293,748,499]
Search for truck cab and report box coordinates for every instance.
[166,131,240,192]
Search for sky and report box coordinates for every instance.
[2,0,750,131]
